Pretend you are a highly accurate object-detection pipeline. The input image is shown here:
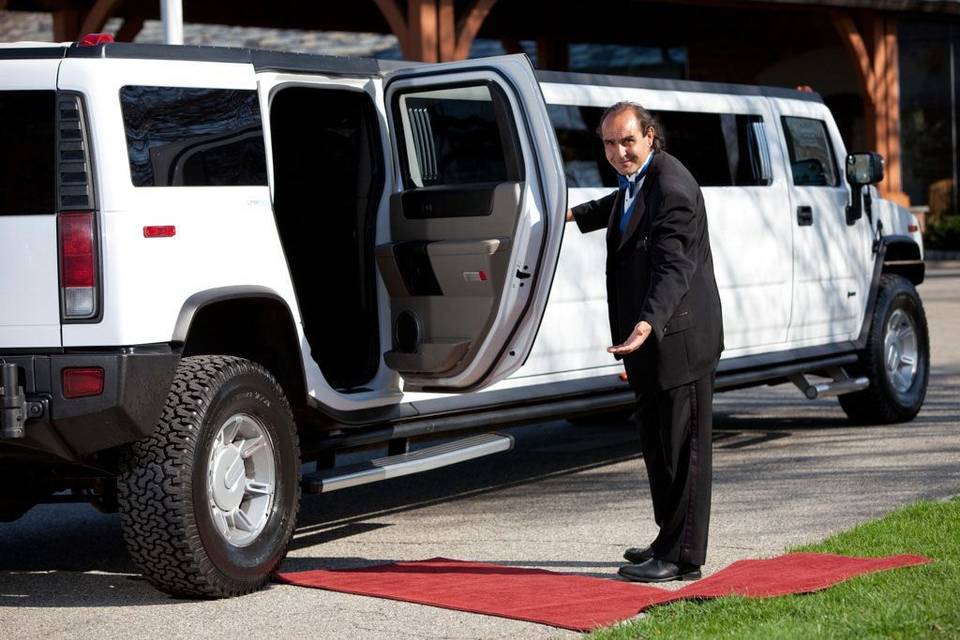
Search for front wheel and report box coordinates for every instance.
[117,355,301,598]
[839,274,930,424]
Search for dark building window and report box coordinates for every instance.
[899,20,959,218]
[0,91,55,215]
[781,116,840,187]
[120,86,267,187]
[548,105,770,188]
[397,84,522,189]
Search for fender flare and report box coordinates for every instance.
[855,236,924,348]
[171,285,299,344]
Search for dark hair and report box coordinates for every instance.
[596,101,665,151]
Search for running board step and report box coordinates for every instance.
[790,373,870,399]
[302,432,514,494]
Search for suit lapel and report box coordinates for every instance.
[605,188,624,246]
[616,158,657,252]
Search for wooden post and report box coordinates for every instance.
[537,37,569,71]
[115,17,145,42]
[832,10,909,206]
[374,0,497,62]
[79,0,126,36]
[52,10,82,42]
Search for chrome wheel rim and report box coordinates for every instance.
[206,413,276,547]
[884,308,919,394]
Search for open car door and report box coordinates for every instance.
[377,55,566,391]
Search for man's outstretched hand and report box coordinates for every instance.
[608,321,653,356]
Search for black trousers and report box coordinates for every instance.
[635,372,714,566]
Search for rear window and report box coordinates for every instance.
[547,105,770,188]
[119,86,267,187]
[0,91,56,215]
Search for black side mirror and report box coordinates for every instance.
[845,152,884,224]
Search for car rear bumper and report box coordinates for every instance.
[0,345,178,461]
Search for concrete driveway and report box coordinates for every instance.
[1,266,957,639]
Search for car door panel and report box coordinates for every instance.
[379,57,566,391]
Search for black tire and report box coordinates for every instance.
[117,355,300,598]
[839,274,929,424]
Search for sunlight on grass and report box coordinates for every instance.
[588,497,959,639]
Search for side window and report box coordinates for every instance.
[546,105,770,188]
[656,112,770,187]
[119,86,267,187]
[781,116,840,187]
[547,105,617,188]
[0,90,55,214]
[396,84,523,190]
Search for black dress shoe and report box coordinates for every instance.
[618,558,702,583]
[622,545,655,564]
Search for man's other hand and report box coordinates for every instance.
[565,209,574,222]
[608,321,653,355]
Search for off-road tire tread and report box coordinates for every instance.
[117,355,299,598]
[839,274,929,424]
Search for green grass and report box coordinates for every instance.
[588,497,960,640]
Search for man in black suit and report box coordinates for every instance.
[568,102,723,582]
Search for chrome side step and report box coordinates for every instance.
[302,432,514,494]
[790,370,870,399]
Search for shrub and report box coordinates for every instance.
[924,215,960,250]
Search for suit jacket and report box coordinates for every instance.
[572,151,724,391]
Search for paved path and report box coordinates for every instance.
[1,268,957,638]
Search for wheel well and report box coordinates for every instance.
[881,238,924,285]
[180,298,306,411]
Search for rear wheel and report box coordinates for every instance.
[118,355,300,598]
[839,274,929,424]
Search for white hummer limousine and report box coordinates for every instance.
[0,38,927,598]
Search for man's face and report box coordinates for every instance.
[601,110,655,176]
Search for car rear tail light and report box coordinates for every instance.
[59,211,98,319]
[62,367,104,398]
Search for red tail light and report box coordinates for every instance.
[63,367,105,398]
[59,211,98,319]
[79,33,114,47]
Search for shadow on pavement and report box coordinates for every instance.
[1,365,956,606]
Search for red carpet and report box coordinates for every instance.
[277,553,929,632]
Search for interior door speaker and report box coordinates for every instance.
[394,310,421,353]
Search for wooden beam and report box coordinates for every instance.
[438,0,456,60]
[115,15,144,42]
[374,0,496,62]
[880,16,905,203]
[52,9,82,41]
[831,11,875,107]
[373,0,411,56]
[831,10,908,206]
[79,0,124,35]
[452,0,497,60]
[408,0,439,62]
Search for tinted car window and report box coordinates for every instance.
[397,84,522,189]
[547,105,769,188]
[781,116,840,187]
[0,91,55,214]
[120,86,267,187]
[547,105,614,187]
